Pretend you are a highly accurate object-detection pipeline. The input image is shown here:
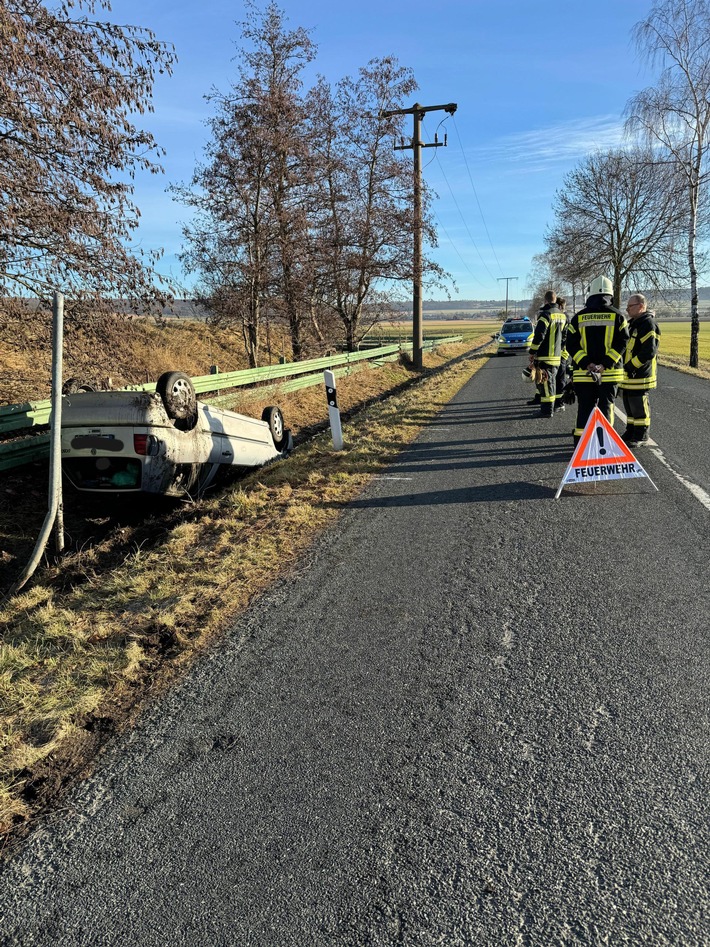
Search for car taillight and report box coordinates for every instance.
[134,434,159,456]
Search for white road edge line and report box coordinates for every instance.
[372,476,414,480]
[648,447,710,512]
[616,407,710,510]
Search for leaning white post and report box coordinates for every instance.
[324,370,344,451]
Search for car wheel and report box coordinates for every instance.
[62,378,96,394]
[156,371,197,421]
[262,406,288,450]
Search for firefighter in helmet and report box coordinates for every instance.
[566,276,629,446]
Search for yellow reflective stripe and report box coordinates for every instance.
[620,378,656,390]
[573,369,623,382]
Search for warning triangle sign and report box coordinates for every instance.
[555,406,658,498]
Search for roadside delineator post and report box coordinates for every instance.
[324,369,343,451]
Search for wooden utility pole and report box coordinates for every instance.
[379,101,457,370]
[497,276,518,318]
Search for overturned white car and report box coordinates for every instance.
[61,371,291,498]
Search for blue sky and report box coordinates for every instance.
[118,0,656,302]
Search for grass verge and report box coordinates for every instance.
[658,353,710,380]
[0,339,493,841]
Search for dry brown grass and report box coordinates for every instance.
[0,314,296,405]
[0,336,493,836]
[658,354,710,380]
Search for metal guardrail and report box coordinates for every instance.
[0,336,464,471]
[0,434,51,472]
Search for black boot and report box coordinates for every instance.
[527,394,541,405]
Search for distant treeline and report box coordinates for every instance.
[390,299,530,311]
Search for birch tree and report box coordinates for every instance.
[625,0,710,366]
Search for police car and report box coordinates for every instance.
[496,317,534,355]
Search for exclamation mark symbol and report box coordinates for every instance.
[596,427,606,455]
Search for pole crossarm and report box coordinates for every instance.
[379,103,457,119]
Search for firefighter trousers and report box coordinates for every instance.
[536,364,558,416]
[622,390,651,435]
[573,382,618,438]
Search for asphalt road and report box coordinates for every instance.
[1,356,708,946]
[649,366,710,496]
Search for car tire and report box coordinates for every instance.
[62,378,96,394]
[262,406,288,450]
[156,371,197,421]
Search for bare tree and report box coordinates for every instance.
[625,0,710,366]
[176,1,316,363]
[548,148,688,307]
[0,0,176,303]
[307,59,443,351]
[177,4,442,362]
[175,92,276,367]
[247,4,316,361]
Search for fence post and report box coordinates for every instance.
[324,369,343,451]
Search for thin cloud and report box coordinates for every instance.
[471,116,627,167]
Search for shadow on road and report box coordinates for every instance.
[337,480,554,507]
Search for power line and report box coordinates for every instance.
[430,143,499,283]
[450,114,504,274]
[418,117,486,288]
[432,210,489,289]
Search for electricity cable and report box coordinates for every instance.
[432,210,489,288]
[419,118,487,286]
[450,114,504,274]
[422,114,499,283]
[430,143,499,283]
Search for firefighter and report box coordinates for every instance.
[566,276,629,445]
[619,293,660,446]
[555,296,571,412]
[528,290,566,418]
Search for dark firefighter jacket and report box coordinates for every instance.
[619,310,660,391]
[566,292,629,384]
[529,303,566,365]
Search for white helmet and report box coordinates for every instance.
[588,276,613,295]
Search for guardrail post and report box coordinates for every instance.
[324,370,344,451]
[210,364,220,396]
[14,290,65,591]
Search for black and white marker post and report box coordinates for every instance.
[324,369,344,451]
